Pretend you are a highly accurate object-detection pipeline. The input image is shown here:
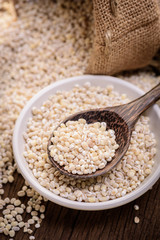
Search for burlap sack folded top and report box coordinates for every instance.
[86,0,160,75]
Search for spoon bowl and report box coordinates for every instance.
[48,109,131,179]
[48,83,160,179]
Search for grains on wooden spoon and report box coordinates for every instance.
[49,118,119,175]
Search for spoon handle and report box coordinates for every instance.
[120,83,160,127]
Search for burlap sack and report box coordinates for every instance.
[86,0,160,75]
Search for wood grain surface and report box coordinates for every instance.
[1,171,160,240]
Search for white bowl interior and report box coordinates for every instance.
[13,75,160,210]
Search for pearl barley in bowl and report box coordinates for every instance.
[13,75,160,210]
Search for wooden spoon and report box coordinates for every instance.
[48,83,160,179]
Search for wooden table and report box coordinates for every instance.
[1,171,160,240]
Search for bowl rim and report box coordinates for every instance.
[13,75,160,210]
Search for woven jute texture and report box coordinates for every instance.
[86,0,160,75]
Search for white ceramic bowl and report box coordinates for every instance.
[13,75,160,210]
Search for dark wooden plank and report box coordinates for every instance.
[0,171,160,240]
